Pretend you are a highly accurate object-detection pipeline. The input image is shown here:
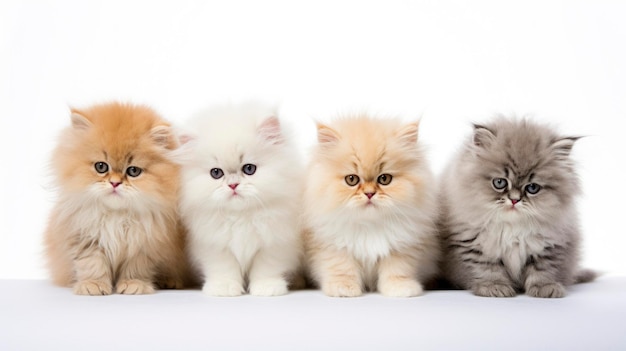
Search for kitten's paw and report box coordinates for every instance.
[202,281,244,297]
[322,280,363,297]
[472,282,516,298]
[249,279,288,296]
[526,282,566,298]
[379,279,424,297]
[73,280,112,296]
[156,278,184,290]
[116,279,155,295]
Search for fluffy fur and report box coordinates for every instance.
[303,115,440,297]
[178,102,302,297]
[44,102,193,295]
[439,117,595,298]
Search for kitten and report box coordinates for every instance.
[303,115,440,297]
[177,102,302,297]
[439,117,595,298]
[44,102,193,295]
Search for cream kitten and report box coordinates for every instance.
[439,117,595,298]
[44,102,193,295]
[177,102,302,297]
[303,115,440,297]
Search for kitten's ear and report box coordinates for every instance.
[165,129,197,165]
[70,112,92,131]
[472,124,496,148]
[150,125,176,149]
[551,137,580,158]
[317,123,340,145]
[396,122,419,146]
[258,116,283,145]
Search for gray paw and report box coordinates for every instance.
[526,282,565,298]
[472,282,516,297]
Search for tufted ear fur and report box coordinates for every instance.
[150,125,176,149]
[258,116,283,145]
[317,123,341,145]
[472,124,496,148]
[551,137,580,159]
[396,121,419,147]
[70,112,92,131]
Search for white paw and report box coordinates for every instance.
[379,279,423,297]
[249,279,288,296]
[202,280,244,297]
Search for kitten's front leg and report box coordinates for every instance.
[468,260,517,298]
[73,244,113,296]
[523,246,567,298]
[248,246,297,296]
[313,246,363,297]
[200,250,245,297]
[378,251,423,297]
[116,252,156,295]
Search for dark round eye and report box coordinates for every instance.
[525,183,541,195]
[345,174,360,186]
[126,166,142,177]
[492,178,508,190]
[377,173,392,185]
[242,164,257,175]
[210,168,224,179]
[94,162,109,174]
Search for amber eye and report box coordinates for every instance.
[492,178,508,191]
[242,164,257,175]
[126,166,142,177]
[377,174,392,185]
[525,183,541,195]
[210,168,224,179]
[94,162,109,174]
[345,174,360,186]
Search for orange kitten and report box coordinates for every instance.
[304,115,440,297]
[44,102,193,295]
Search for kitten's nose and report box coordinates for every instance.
[510,198,520,205]
[229,183,239,190]
[110,181,121,188]
[365,192,376,199]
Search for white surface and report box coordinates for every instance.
[1,277,625,351]
[1,1,626,279]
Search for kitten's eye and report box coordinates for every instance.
[525,183,541,195]
[94,162,109,174]
[492,178,508,190]
[210,168,224,179]
[242,164,257,175]
[126,166,142,177]
[377,174,393,185]
[345,174,360,186]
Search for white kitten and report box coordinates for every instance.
[177,102,302,296]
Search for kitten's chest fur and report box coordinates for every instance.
[76,209,163,264]
[206,210,293,269]
[317,219,417,288]
[477,223,547,281]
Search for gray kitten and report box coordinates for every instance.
[438,117,595,298]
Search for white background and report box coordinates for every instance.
[1,0,624,279]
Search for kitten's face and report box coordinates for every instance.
[53,103,179,211]
[181,112,294,212]
[466,119,579,224]
[310,117,428,220]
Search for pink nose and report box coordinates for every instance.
[229,183,239,190]
[511,199,519,205]
[365,192,375,199]
[110,182,121,188]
